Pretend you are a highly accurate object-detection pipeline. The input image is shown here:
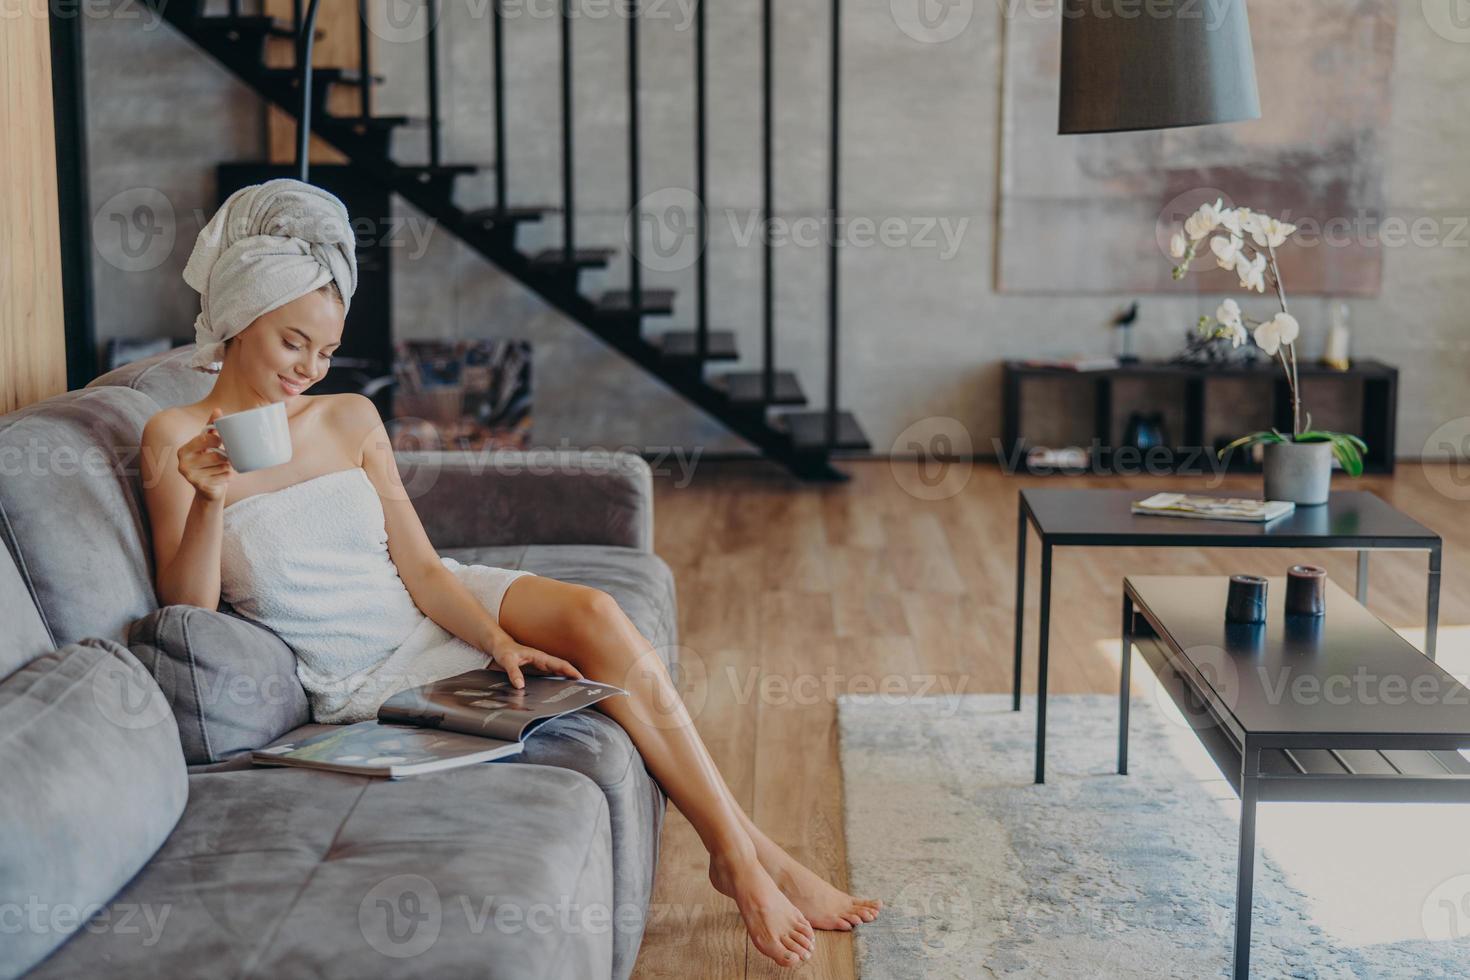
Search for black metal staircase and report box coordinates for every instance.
[149,0,869,480]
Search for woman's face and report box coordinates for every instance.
[227,289,345,401]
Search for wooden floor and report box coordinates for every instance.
[629,460,1466,979]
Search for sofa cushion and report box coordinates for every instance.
[28,764,615,979]
[128,605,312,766]
[0,386,162,646]
[0,638,188,979]
[0,538,55,681]
[86,344,215,410]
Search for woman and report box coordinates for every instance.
[140,180,880,969]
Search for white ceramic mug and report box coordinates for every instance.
[209,401,293,473]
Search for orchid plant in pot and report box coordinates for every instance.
[1168,200,1367,505]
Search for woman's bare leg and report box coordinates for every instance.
[498,576,828,967]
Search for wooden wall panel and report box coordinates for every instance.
[1,10,68,413]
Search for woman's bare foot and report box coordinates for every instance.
[709,851,816,968]
[767,857,883,931]
[739,823,883,930]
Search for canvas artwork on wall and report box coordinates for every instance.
[998,0,1397,296]
[388,339,532,451]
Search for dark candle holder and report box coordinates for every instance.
[1225,574,1269,624]
[1286,564,1327,617]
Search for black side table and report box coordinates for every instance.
[1120,576,1470,980]
[1014,488,1443,784]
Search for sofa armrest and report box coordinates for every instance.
[395,450,654,552]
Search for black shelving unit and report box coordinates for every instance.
[1002,359,1398,475]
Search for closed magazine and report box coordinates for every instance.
[253,672,627,778]
[1132,492,1295,523]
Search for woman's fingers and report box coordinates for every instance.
[498,655,526,689]
[536,652,583,680]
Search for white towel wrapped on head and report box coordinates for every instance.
[183,178,358,374]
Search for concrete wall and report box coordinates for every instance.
[84,1,1470,458]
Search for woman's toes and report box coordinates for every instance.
[782,935,811,961]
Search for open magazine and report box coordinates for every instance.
[252,671,627,778]
[1132,492,1295,524]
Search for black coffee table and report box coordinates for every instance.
[1119,576,1470,980]
[1014,488,1443,783]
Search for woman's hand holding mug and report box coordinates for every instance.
[178,407,237,503]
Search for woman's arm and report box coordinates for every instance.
[343,395,579,686]
[140,409,235,609]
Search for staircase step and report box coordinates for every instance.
[324,114,418,129]
[529,247,616,271]
[265,20,323,39]
[657,330,738,362]
[261,66,346,86]
[193,15,280,60]
[394,164,479,182]
[463,206,551,228]
[776,410,871,452]
[596,288,675,318]
[713,370,807,407]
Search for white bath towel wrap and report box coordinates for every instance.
[220,466,534,723]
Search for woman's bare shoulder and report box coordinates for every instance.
[142,404,206,447]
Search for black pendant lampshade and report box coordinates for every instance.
[1058,0,1261,135]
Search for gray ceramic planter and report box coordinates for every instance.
[1263,440,1333,505]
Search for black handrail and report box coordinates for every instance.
[426,0,442,167]
[826,0,840,447]
[761,0,773,402]
[627,0,641,307]
[694,0,708,359]
[492,0,507,211]
[295,0,323,182]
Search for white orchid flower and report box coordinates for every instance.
[1251,215,1297,249]
[1252,312,1300,356]
[1220,207,1252,236]
[1210,234,1244,270]
[1226,321,1248,348]
[1169,230,1188,259]
[1184,198,1225,241]
[1235,251,1267,292]
[1216,298,1243,328]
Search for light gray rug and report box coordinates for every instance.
[837,692,1470,979]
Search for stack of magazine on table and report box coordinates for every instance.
[252,671,626,778]
[1131,492,1295,524]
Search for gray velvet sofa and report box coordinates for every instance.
[0,346,675,980]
